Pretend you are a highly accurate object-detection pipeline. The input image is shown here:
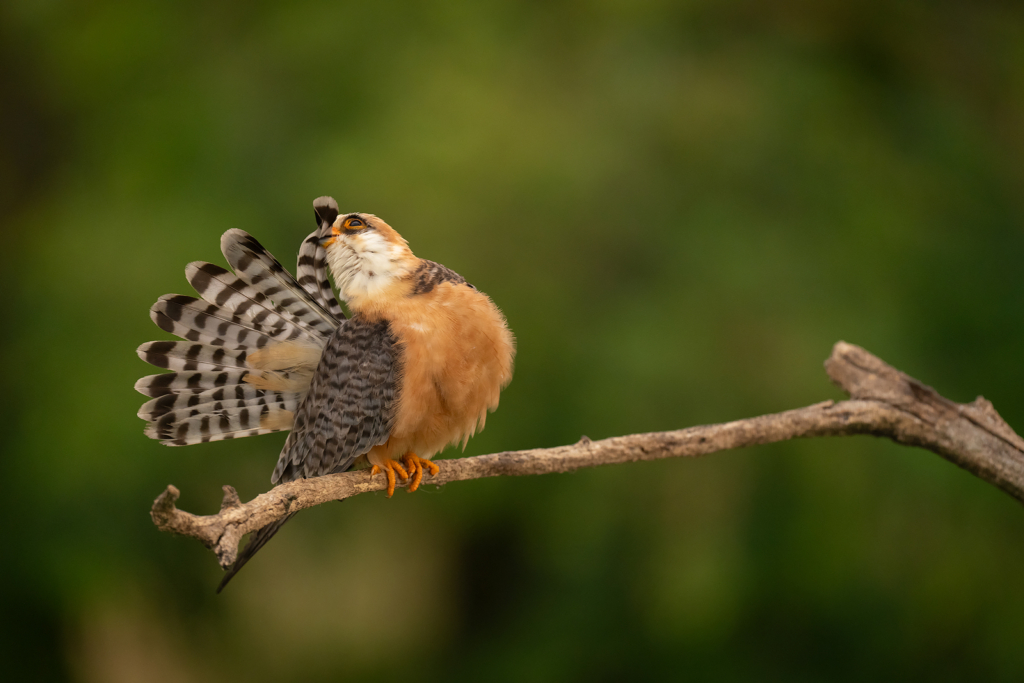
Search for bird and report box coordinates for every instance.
[135,197,515,590]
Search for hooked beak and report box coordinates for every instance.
[319,225,342,248]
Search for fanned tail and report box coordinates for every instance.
[137,198,350,591]
[136,225,345,447]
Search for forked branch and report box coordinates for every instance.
[151,341,1024,568]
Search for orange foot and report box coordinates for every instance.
[402,453,440,493]
[370,458,410,498]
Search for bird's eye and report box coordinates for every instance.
[345,217,365,229]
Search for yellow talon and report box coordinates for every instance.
[371,459,410,497]
[401,453,438,493]
[405,455,422,492]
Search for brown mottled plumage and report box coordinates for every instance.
[135,197,515,591]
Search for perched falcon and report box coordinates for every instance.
[135,197,515,590]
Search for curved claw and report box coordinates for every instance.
[370,459,410,497]
[401,453,439,493]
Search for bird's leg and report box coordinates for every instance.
[370,459,410,498]
[401,453,439,493]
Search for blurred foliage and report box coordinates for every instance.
[2,0,1024,681]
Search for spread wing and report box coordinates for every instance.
[218,316,401,592]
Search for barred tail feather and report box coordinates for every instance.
[221,229,338,338]
[140,393,300,424]
[135,367,315,398]
[297,229,346,321]
[137,225,344,449]
[146,403,293,445]
[135,370,253,398]
[138,385,294,421]
[185,262,314,343]
[298,196,346,320]
[136,341,250,372]
[149,295,286,350]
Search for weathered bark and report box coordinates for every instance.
[151,341,1024,568]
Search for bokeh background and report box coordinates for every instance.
[3,1,1024,681]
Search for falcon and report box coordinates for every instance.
[135,197,515,590]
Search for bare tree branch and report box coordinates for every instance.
[151,341,1024,568]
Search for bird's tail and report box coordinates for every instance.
[136,208,344,446]
[138,196,346,591]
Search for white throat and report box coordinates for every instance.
[325,230,413,302]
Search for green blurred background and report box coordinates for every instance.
[3,1,1024,680]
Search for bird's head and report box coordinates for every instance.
[319,212,417,306]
